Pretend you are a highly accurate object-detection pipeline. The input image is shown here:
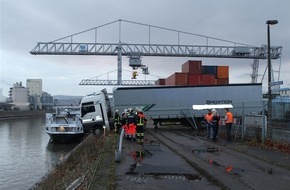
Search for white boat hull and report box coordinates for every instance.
[46,111,85,143]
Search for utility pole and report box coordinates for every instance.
[266,19,278,138]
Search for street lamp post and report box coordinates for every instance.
[266,19,278,138]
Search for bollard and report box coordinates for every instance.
[103,125,106,138]
[115,128,125,162]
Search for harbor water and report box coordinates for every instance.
[0,117,78,190]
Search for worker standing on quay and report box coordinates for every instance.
[224,108,234,142]
[126,108,137,141]
[204,109,213,138]
[114,110,121,133]
[211,109,220,142]
[121,110,130,140]
[136,109,145,145]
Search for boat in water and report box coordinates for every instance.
[46,108,85,143]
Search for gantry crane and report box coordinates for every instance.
[30,19,282,86]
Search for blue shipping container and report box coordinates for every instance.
[202,66,217,76]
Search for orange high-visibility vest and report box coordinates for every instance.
[128,123,136,136]
[226,112,233,123]
[205,114,213,123]
[123,124,129,135]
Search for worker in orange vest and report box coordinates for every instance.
[225,108,234,142]
[136,110,145,145]
[204,109,213,138]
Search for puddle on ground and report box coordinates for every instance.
[256,165,275,175]
[145,173,202,181]
[143,140,161,151]
[192,147,220,154]
[263,168,274,175]
[126,173,202,184]
[233,172,243,177]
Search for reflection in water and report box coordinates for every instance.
[46,141,79,167]
[0,117,78,190]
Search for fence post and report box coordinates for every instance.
[262,100,266,144]
[241,102,245,139]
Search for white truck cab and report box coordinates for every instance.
[80,89,113,134]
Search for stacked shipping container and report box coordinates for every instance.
[165,72,189,85]
[216,66,229,85]
[155,60,229,86]
[155,78,166,85]
[182,60,202,75]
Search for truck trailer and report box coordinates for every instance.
[113,83,263,129]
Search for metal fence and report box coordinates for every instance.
[228,100,290,143]
[268,99,290,143]
[116,99,290,143]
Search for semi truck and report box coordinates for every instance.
[80,89,113,134]
[113,83,264,129]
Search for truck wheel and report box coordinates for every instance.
[95,128,101,135]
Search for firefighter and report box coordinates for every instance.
[136,110,145,145]
[114,110,121,133]
[121,111,130,140]
[126,108,137,141]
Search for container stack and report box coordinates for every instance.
[165,72,189,85]
[216,66,229,85]
[183,60,203,85]
[202,66,216,83]
[155,60,229,86]
[155,78,166,85]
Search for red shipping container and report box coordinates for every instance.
[165,72,188,85]
[217,78,229,85]
[202,74,216,85]
[188,74,203,85]
[155,78,166,85]
[217,66,229,79]
[182,60,202,75]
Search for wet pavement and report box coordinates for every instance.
[115,134,220,190]
[115,126,290,190]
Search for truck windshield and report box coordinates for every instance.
[81,101,95,116]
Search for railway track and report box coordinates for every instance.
[145,128,290,190]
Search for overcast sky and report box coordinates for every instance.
[1,0,289,99]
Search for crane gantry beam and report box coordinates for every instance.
[30,19,283,86]
[30,42,282,59]
[79,79,155,86]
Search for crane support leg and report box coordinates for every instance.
[117,43,122,85]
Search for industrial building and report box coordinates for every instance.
[8,82,29,110]
[3,79,54,110]
[26,79,43,109]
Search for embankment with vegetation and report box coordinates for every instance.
[31,133,117,190]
